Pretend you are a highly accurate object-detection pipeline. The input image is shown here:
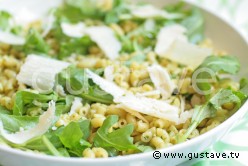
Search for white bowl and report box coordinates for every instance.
[0,1,247,166]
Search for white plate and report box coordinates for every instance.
[0,0,247,166]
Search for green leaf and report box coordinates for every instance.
[24,131,63,151]
[181,9,204,43]
[94,115,136,151]
[55,95,75,115]
[58,148,70,157]
[124,41,146,66]
[66,0,105,19]
[42,135,62,157]
[0,105,11,115]
[196,56,240,74]
[0,114,38,132]
[124,54,146,66]
[56,67,113,104]
[58,36,93,59]
[120,23,157,53]
[105,147,119,157]
[13,91,57,116]
[56,120,91,157]
[104,0,130,24]
[24,29,50,54]
[78,120,91,140]
[136,145,154,152]
[240,78,248,96]
[13,91,58,116]
[180,89,242,142]
[0,11,12,31]
[209,89,241,109]
[193,56,240,95]
[55,5,83,23]
[55,0,105,23]
[164,1,187,13]
[57,122,83,149]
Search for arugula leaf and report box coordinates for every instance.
[136,145,154,152]
[181,9,204,43]
[210,89,241,109]
[78,119,91,140]
[13,91,58,116]
[0,105,10,115]
[119,20,158,54]
[196,56,240,74]
[193,56,240,95]
[0,11,12,31]
[55,5,83,23]
[240,78,248,96]
[164,1,188,13]
[24,130,63,151]
[58,148,70,157]
[42,135,62,157]
[104,147,119,157]
[125,54,146,66]
[24,29,50,55]
[94,115,136,151]
[67,0,105,18]
[55,95,75,115]
[57,122,83,149]
[0,114,38,132]
[56,67,113,104]
[180,89,242,142]
[104,0,130,24]
[56,120,91,148]
[57,120,91,157]
[56,0,105,23]
[163,2,204,43]
[58,36,93,59]
[124,41,146,66]
[19,120,85,156]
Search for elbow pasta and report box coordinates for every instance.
[141,130,153,143]
[92,148,109,158]
[83,148,95,158]
[118,118,127,128]
[136,120,149,133]
[91,114,106,128]
[150,137,165,149]
[156,128,170,143]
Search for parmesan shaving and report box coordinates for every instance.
[69,97,83,116]
[104,66,115,82]
[136,90,161,97]
[0,0,62,26]
[0,30,25,45]
[17,55,70,92]
[86,69,125,99]
[86,69,179,123]
[42,11,56,37]
[117,105,148,123]
[155,24,187,56]
[85,26,121,60]
[166,39,212,69]
[178,110,193,124]
[61,22,86,38]
[60,24,121,59]
[148,65,176,99]
[0,101,56,144]
[115,94,179,123]
[131,5,182,19]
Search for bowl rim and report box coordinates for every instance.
[0,0,247,164]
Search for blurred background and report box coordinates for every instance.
[188,0,248,40]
